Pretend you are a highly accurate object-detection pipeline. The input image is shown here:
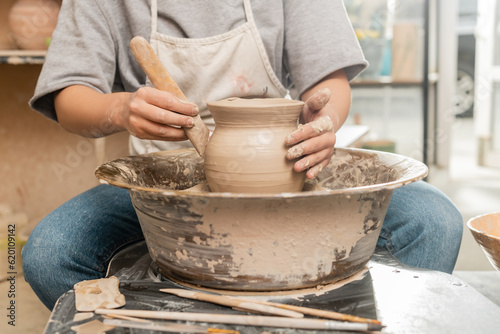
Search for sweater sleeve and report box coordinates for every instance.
[29,0,117,121]
[283,0,367,97]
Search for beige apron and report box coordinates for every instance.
[130,0,288,154]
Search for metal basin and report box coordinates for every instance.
[95,148,427,291]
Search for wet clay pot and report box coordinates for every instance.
[205,97,306,193]
[467,212,500,271]
[95,148,428,291]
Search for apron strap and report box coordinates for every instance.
[150,0,158,36]
[243,0,255,24]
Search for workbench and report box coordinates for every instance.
[44,241,500,333]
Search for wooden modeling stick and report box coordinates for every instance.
[161,288,381,325]
[130,36,210,157]
[96,308,385,332]
[248,297,382,325]
[160,288,303,318]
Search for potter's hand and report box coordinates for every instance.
[285,88,336,179]
[121,86,199,141]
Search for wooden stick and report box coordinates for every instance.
[96,309,384,332]
[130,36,210,157]
[161,288,381,325]
[130,36,187,100]
[249,298,382,325]
[160,288,303,318]
[103,313,149,323]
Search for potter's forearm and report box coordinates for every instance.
[300,69,351,132]
[54,85,130,138]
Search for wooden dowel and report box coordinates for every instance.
[130,36,187,100]
[96,309,384,332]
[161,288,381,325]
[160,288,303,318]
[103,313,149,323]
[251,299,382,325]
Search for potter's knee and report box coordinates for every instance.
[22,233,58,281]
[427,199,463,238]
[22,216,73,274]
[21,239,37,283]
[409,182,463,236]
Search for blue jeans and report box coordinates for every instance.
[22,181,463,310]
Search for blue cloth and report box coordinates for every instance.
[22,181,463,310]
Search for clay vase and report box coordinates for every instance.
[8,0,61,50]
[205,97,306,193]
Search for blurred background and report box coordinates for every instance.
[1,0,500,332]
[342,0,500,274]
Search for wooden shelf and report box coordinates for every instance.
[0,50,46,64]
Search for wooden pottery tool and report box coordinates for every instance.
[130,36,210,157]
[96,309,385,332]
[161,288,381,325]
[160,288,303,318]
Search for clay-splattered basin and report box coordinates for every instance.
[95,148,427,291]
[467,212,500,271]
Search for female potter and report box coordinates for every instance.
[24,0,463,311]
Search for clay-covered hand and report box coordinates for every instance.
[285,88,336,179]
[120,86,199,141]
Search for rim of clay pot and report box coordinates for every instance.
[467,212,500,241]
[206,97,304,109]
[95,147,428,199]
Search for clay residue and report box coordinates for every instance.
[173,266,368,301]
[286,145,305,159]
[302,181,329,192]
[307,88,332,111]
[191,194,374,285]
[285,124,305,144]
[175,249,189,261]
[73,276,125,312]
[73,313,94,322]
[309,116,334,134]
[284,115,333,147]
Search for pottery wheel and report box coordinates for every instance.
[44,240,500,334]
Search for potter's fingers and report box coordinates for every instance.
[292,146,332,177]
[306,159,331,179]
[127,117,189,141]
[148,106,195,128]
[287,132,336,163]
[291,144,334,174]
[129,95,195,128]
[137,86,199,116]
[285,116,335,147]
[285,116,334,146]
[303,88,331,115]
